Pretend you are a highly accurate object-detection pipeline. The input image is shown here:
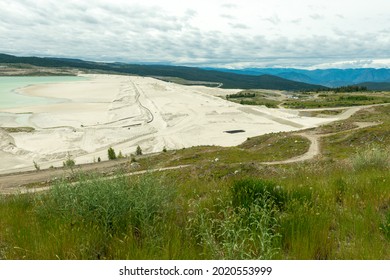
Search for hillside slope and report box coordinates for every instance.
[208,67,390,87]
[0,53,326,91]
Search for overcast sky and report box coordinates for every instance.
[0,0,389,69]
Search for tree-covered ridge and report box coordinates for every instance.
[0,53,326,91]
[333,85,368,93]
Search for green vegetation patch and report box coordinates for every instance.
[299,109,344,117]
[2,127,35,133]
[284,93,390,109]
[382,211,390,240]
[331,85,368,93]
[146,134,310,167]
[37,174,175,235]
[237,99,280,108]
[153,76,221,87]
[319,103,390,160]
[231,178,287,210]
[1,154,390,259]
[350,145,390,171]
[226,90,281,108]
[316,121,358,134]
[322,122,390,159]
[0,173,183,259]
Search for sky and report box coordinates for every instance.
[0,0,389,69]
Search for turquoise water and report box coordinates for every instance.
[0,76,87,109]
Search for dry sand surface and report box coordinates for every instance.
[0,74,339,174]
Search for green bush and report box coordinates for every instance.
[130,154,137,163]
[351,146,390,171]
[231,178,287,210]
[136,145,142,156]
[340,95,372,101]
[108,147,116,160]
[227,92,256,98]
[63,153,75,168]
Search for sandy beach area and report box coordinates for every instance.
[0,74,338,174]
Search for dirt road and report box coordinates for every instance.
[263,121,380,165]
[0,164,190,195]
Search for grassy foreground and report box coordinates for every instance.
[1,152,389,260]
[1,106,390,260]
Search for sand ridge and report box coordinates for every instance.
[0,74,338,174]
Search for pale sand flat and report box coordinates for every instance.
[0,74,339,174]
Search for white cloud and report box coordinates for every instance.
[309,59,390,70]
[0,0,389,68]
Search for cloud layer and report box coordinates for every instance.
[0,0,389,68]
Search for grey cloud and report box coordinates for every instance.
[290,18,302,24]
[229,23,249,30]
[265,15,281,25]
[183,9,197,19]
[1,0,389,68]
[221,3,237,9]
[310,14,325,20]
[220,14,236,20]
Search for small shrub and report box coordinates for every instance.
[130,154,137,163]
[136,145,142,156]
[351,146,390,171]
[97,157,101,162]
[117,151,124,159]
[231,178,287,210]
[33,160,40,171]
[162,146,167,153]
[108,147,117,160]
[63,153,75,168]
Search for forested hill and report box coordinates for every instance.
[207,67,390,88]
[0,53,327,91]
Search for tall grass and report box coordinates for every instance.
[351,145,390,171]
[1,173,181,259]
[231,178,286,210]
[187,179,282,259]
[276,160,390,259]
[1,158,390,259]
[382,211,390,240]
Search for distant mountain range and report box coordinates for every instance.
[1,53,390,90]
[206,67,390,89]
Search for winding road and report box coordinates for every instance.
[262,121,380,165]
